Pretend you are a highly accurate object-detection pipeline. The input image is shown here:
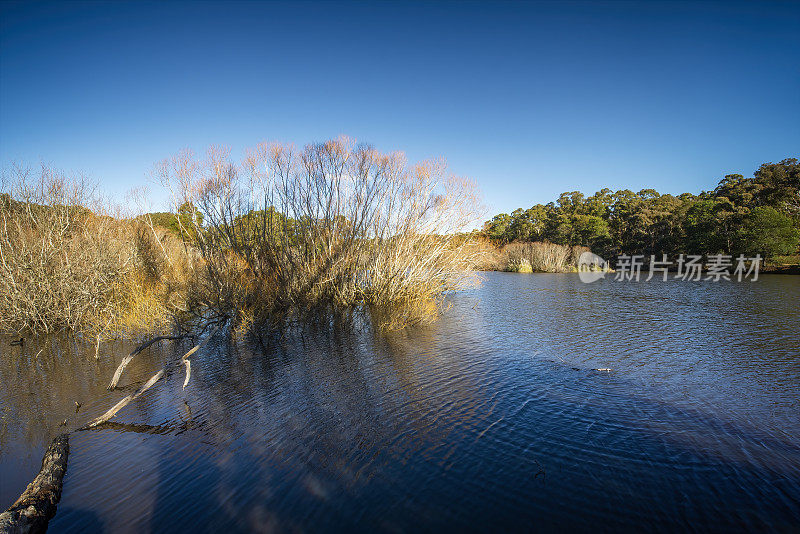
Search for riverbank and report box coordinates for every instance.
[476,243,800,274]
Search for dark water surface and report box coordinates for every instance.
[1,273,799,532]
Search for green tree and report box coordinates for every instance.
[735,206,800,259]
[481,157,799,263]
[573,214,610,249]
[507,208,533,241]
[752,158,800,215]
[483,213,512,243]
[169,202,204,242]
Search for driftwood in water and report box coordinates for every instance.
[106,319,225,390]
[0,434,69,534]
[88,321,224,427]
[107,334,187,390]
[0,320,225,532]
[180,322,222,390]
[182,359,191,389]
[86,369,165,428]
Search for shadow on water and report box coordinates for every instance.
[2,273,800,532]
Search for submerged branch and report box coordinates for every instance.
[106,317,225,390]
[107,334,187,390]
[80,420,199,436]
[87,370,165,428]
[0,320,227,532]
[180,321,223,390]
[182,359,191,389]
[90,319,225,427]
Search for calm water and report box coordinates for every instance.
[1,272,799,532]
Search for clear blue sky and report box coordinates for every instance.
[1,1,798,217]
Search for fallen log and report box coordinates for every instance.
[0,434,69,534]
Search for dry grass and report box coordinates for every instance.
[466,236,505,270]
[1,139,485,336]
[501,242,588,273]
[0,166,186,337]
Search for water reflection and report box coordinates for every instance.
[1,273,799,532]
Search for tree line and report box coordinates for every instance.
[482,158,800,261]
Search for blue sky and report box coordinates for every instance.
[1,1,798,217]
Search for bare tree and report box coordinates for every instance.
[156,137,484,328]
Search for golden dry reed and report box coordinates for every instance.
[1,139,485,336]
[0,165,192,337]
[502,242,588,273]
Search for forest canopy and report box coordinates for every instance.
[482,158,800,261]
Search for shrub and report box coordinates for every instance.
[1,139,484,336]
[0,165,182,336]
[0,166,132,335]
[155,138,483,329]
[502,241,583,272]
[507,258,533,273]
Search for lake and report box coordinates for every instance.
[1,272,799,532]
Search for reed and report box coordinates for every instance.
[502,242,588,273]
[0,165,187,337]
[1,139,484,336]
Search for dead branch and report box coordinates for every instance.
[88,370,165,428]
[107,334,187,390]
[182,359,191,389]
[92,320,224,426]
[180,321,223,390]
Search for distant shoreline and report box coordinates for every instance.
[475,265,800,275]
